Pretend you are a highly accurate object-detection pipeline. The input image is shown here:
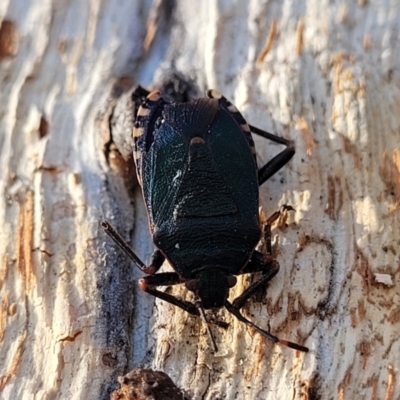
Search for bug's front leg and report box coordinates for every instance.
[232,254,279,310]
[102,221,199,313]
[102,221,228,335]
[102,221,165,274]
[138,272,200,316]
[139,274,229,329]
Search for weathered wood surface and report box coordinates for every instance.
[0,1,399,399]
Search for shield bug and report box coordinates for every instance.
[103,87,308,353]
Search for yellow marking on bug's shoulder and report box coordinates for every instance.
[207,89,222,99]
[227,104,239,113]
[137,106,151,117]
[147,90,161,101]
[133,149,142,161]
[133,126,145,138]
[240,124,251,132]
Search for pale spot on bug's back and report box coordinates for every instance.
[137,107,151,117]
[240,124,251,132]
[133,150,142,162]
[190,137,205,145]
[172,170,182,183]
[133,126,145,138]
[227,104,239,113]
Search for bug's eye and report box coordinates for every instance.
[227,275,237,288]
[185,279,198,291]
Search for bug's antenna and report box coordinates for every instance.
[225,301,308,352]
[195,299,218,353]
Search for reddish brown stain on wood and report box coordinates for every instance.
[380,150,400,209]
[39,116,49,138]
[384,365,396,400]
[0,20,19,60]
[0,293,9,342]
[296,17,304,55]
[341,135,361,169]
[257,19,277,63]
[59,330,83,342]
[357,299,366,322]
[251,336,267,380]
[298,117,315,156]
[0,330,27,390]
[16,192,35,291]
[369,374,379,400]
[326,175,343,220]
[355,248,372,292]
[363,33,372,50]
[357,340,372,369]
[349,307,357,327]
[338,368,352,400]
[387,307,400,324]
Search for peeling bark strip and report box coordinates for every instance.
[0,1,399,399]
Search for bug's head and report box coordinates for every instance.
[186,269,237,309]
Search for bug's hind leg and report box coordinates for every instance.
[250,125,295,186]
[227,205,308,352]
[232,205,294,309]
[139,273,200,316]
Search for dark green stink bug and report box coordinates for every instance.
[103,87,308,353]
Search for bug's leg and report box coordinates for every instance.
[102,221,149,272]
[227,265,309,353]
[228,211,308,353]
[139,275,228,326]
[229,251,308,352]
[263,204,295,255]
[231,206,288,309]
[102,221,198,313]
[140,274,228,331]
[132,85,151,110]
[231,254,279,310]
[250,125,295,186]
[225,300,308,352]
[102,221,224,350]
[147,249,166,274]
[102,221,166,274]
[139,273,199,315]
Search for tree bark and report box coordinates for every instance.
[1,1,399,400]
